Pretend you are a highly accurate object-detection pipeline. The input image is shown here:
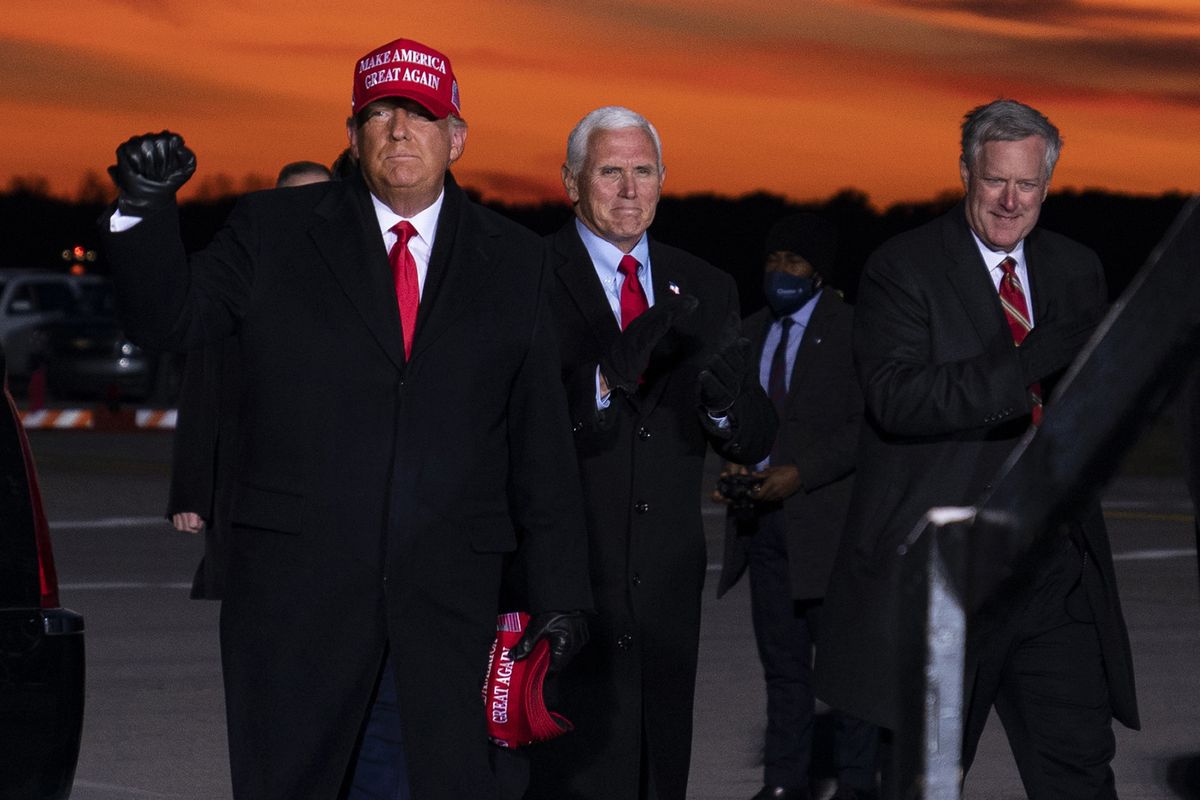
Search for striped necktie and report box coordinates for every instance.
[998,256,1042,425]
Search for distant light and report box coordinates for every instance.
[62,244,98,264]
[69,264,85,276]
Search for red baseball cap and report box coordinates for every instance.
[483,612,574,749]
[352,38,461,119]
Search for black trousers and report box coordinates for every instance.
[963,531,1117,799]
[749,511,878,791]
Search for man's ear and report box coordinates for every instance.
[562,164,580,205]
[347,118,360,161]
[448,124,468,165]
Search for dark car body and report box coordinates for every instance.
[0,270,80,385]
[44,279,182,403]
[1,344,86,799]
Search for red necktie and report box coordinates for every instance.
[388,220,420,359]
[998,256,1043,425]
[617,255,648,330]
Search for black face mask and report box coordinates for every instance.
[764,272,819,317]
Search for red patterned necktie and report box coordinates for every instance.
[617,254,649,330]
[388,220,420,359]
[998,256,1043,425]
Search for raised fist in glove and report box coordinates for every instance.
[510,611,589,673]
[698,314,753,414]
[599,293,699,395]
[108,131,197,217]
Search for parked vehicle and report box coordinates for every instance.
[43,279,184,404]
[0,270,79,384]
[0,342,86,799]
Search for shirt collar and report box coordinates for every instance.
[970,230,1027,274]
[370,188,445,251]
[574,217,651,275]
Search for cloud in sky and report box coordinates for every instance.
[1,0,1197,205]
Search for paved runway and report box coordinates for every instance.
[29,430,1200,799]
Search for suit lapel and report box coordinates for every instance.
[1022,228,1053,321]
[638,239,689,416]
[407,174,490,363]
[943,204,1008,346]
[552,222,621,347]
[308,173,405,372]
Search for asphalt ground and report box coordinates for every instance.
[27,430,1200,800]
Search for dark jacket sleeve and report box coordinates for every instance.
[706,274,777,465]
[504,251,593,615]
[165,347,218,519]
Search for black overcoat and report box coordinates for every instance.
[813,204,1138,734]
[717,290,861,601]
[526,223,775,800]
[102,173,592,800]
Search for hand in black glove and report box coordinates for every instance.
[510,611,589,673]
[599,293,699,395]
[108,131,197,217]
[698,313,753,415]
[1016,307,1100,385]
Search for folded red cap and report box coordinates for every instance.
[483,612,574,748]
[352,38,461,119]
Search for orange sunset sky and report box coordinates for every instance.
[3,1,1198,208]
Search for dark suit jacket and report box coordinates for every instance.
[813,204,1138,733]
[717,290,861,601]
[525,222,775,800]
[102,173,591,800]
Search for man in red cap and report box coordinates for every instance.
[100,37,591,800]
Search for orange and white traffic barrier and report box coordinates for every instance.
[20,408,179,430]
[19,409,94,429]
[135,409,178,429]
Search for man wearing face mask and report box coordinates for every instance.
[713,213,878,800]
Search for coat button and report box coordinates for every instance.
[632,572,642,587]
[637,426,651,440]
[634,502,649,514]
[617,633,633,650]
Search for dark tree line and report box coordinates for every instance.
[1,179,1189,317]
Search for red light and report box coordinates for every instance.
[72,245,85,260]
[69,264,85,276]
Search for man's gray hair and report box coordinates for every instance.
[565,106,663,175]
[960,99,1062,180]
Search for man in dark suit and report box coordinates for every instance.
[525,106,776,800]
[714,213,877,800]
[101,37,590,800]
[814,99,1138,798]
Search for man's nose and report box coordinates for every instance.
[389,115,411,140]
[617,174,636,197]
[999,184,1018,208]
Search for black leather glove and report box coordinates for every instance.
[599,294,699,395]
[698,315,753,414]
[1016,310,1099,385]
[510,611,589,673]
[108,131,197,217]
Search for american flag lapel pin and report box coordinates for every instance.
[668,281,680,295]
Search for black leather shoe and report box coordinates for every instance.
[750,787,810,800]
